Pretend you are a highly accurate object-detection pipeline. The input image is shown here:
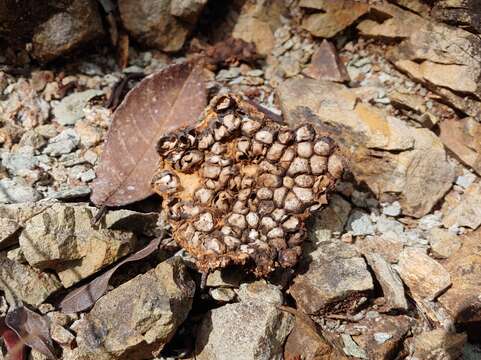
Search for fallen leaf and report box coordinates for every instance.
[91,61,207,206]
[1,318,25,360]
[5,307,56,360]
[60,237,161,314]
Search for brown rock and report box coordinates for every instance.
[303,40,350,82]
[315,193,352,233]
[428,228,461,259]
[278,78,455,218]
[397,247,451,301]
[355,234,404,264]
[439,117,481,176]
[0,217,20,250]
[432,0,481,34]
[439,230,481,323]
[32,0,104,62]
[412,329,467,360]
[300,0,369,38]
[74,257,195,360]
[119,0,206,52]
[443,182,481,229]
[289,240,373,315]
[232,0,287,55]
[365,253,408,311]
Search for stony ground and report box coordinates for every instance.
[2,0,481,359]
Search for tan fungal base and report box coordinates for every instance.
[152,94,343,276]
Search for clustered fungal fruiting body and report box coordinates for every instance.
[152,94,343,276]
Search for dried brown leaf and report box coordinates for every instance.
[1,318,25,360]
[5,307,56,360]
[91,61,207,206]
[59,237,161,314]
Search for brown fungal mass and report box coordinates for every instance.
[152,94,343,276]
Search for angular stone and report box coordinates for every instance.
[19,203,137,287]
[316,193,351,233]
[196,300,294,360]
[74,257,195,359]
[232,0,287,55]
[439,230,481,323]
[443,182,481,230]
[206,268,243,288]
[104,209,159,237]
[0,177,42,204]
[350,314,413,359]
[428,228,461,259]
[0,253,61,306]
[290,240,373,315]
[300,0,369,38]
[237,281,283,306]
[365,253,408,311]
[53,89,103,126]
[347,210,374,236]
[0,217,21,249]
[432,0,481,34]
[412,329,467,360]
[397,247,451,301]
[284,317,346,360]
[278,78,455,218]
[355,234,405,264]
[303,40,350,82]
[119,0,206,52]
[32,0,104,62]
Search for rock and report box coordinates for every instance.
[316,193,352,233]
[455,171,477,189]
[209,288,236,302]
[341,334,368,359]
[277,78,455,218]
[206,269,243,288]
[355,234,405,264]
[443,182,481,229]
[32,0,104,62]
[43,129,80,156]
[232,0,287,55]
[0,217,21,249]
[300,0,369,38]
[1,148,38,176]
[74,257,194,359]
[104,209,159,237]
[0,177,41,204]
[439,230,481,323]
[48,185,91,200]
[195,300,294,360]
[432,0,481,33]
[290,240,373,315]
[397,247,451,301]
[303,40,350,82]
[412,329,467,360]
[237,281,283,305]
[0,253,61,306]
[349,315,413,360]
[358,3,481,119]
[382,201,401,217]
[51,323,75,347]
[53,89,103,126]
[19,203,137,287]
[347,210,374,236]
[428,228,461,259]
[365,253,408,311]
[439,117,481,176]
[284,316,346,360]
[119,0,206,52]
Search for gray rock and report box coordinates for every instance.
[342,334,368,359]
[237,281,283,306]
[347,210,374,236]
[365,253,408,311]
[455,171,476,189]
[53,89,103,125]
[209,288,236,302]
[74,257,194,359]
[48,185,91,200]
[195,300,294,360]
[43,129,80,156]
[376,215,404,235]
[1,148,38,175]
[316,193,352,232]
[19,203,137,287]
[382,201,401,217]
[104,209,159,237]
[290,240,373,315]
[0,253,62,306]
[0,177,41,204]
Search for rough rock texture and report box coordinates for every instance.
[232,0,287,55]
[0,253,61,306]
[398,247,451,301]
[289,240,373,314]
[278,78,455,218]
[32,0,104,62]
[365,253,408,311]
[195,300,294,360]
[439,230,481,323]
[428,228,461,259]
[411,329,467,360]
[19,203,137,287]
[303,40,350,82]
[358,3,481,119]
[0,216,21,249]
[300,0,369,38]
[152,94,343,276]
[432,0,481,34]
[72,257,195,360]
[315,193,351,233]
[443,182,481,229]
[119,0,206,52]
